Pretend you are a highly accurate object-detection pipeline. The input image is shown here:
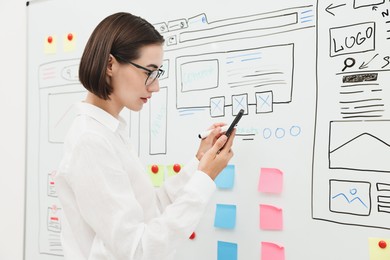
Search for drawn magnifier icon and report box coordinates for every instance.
[342,57,356,72]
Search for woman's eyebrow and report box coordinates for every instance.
[146,64,159,69]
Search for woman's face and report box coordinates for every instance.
[109,44,164,112]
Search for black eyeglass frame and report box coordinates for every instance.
[112,54,164,86]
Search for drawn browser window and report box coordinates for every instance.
[154,6,315,116]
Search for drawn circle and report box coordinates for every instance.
[290,125,301,137]
[275,128,285,139]
[342,57,355,71]
[349,188,357,195]
[263,128,272,139]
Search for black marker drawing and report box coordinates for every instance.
[313,0,390,230]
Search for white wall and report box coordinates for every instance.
[0,0,26,259]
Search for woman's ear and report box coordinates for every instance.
[106,54,115,77]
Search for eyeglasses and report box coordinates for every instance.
[127,61,165,86]
[112,54,164,86]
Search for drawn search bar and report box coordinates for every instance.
[180,12,298,43]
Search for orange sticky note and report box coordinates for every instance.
[261,242,285,260]
[258,168,283,193]
[260,204,283,230]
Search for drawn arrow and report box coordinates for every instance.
[359,53,379,69]
[326,3,347,16]
[372,6,378,11]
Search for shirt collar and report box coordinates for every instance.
[76,102,126,132]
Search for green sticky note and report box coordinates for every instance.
[167,164,182,177]
[147,165,165,187]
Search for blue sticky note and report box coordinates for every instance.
[215,165,235,189]
[218,241,237,260]
[214,204,236,229]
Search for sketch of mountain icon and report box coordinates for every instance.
[329,132,390,173]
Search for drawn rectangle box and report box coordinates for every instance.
[328,120,390,173]
[256,91,273,113]
[210,96,225,117]
[329,22,375,57]
[354,0,385,8]
[232,93,248,115]
[48,90,85,143]
[329,179,371,216]
[149,87,168,155]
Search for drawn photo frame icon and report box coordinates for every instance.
[210,96,225,117]
[329,179,371,216]
[256,91,273,113]
[231,93,248,116]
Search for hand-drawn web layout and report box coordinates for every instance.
[144,5,314,158]
[36,60,130,255]
[313,0,390,229]
[33,4,315,256]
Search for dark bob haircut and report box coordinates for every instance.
[79,12,165,100]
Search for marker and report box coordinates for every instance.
[198,125,229,139]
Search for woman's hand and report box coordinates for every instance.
[196,123,226,161]
[198,129,236,180]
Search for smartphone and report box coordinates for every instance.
[224,109,244,138]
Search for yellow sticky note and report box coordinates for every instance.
[63,33,76,52]
[147,165,165,187]
[44,35,57,54]
[369,238,390,260]
[167,164,182,177]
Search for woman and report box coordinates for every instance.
[56,12,235,260]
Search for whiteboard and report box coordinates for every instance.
[25,0,390,259]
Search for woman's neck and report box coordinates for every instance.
[85,92,122,118]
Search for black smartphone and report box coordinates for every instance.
[225,109,244,138]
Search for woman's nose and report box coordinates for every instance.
[148,79,160,93]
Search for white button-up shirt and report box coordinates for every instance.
[56,102,216,260]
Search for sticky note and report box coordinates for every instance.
[261,241,285,260]
[63,33,76,52]
[215,164,235,189]
[167,164,182,177]
[258,168,283,193]
[369,237,390,260]
[218,241,237,260]
[260,204,283,230]
[214,204,236,229]
[44,35,57,54]
[147,164,164,187]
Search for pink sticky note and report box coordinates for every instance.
[261,242,285,260]
[258,168,283,193]
[259,204,283,230]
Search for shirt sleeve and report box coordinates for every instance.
[155,157,216,212]
[65,132,216,260]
